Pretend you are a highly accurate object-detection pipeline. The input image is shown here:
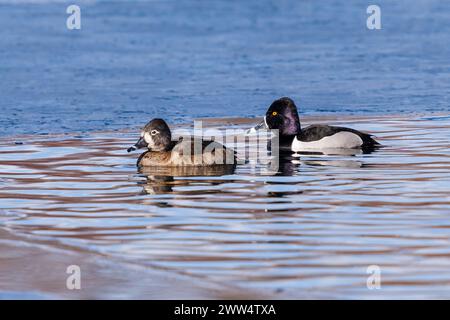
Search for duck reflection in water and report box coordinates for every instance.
[136,134,377,195]
[276,149,376,175]
[261,134,375,176]
[138,165,236,195]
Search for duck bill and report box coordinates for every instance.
[127,137,148,152]
[246,117,267,135]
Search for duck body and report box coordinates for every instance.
[290,124,379,151]
[137,138,236,167]
[256,97,380,152]
[128,119,236,167]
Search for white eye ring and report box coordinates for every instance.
[150,130,159,136]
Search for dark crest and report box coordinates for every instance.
[265,97,301,136]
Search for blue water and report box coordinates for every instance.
[1,1,450,299]
[0,0,449,136]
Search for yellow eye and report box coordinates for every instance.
[272,111,278,116]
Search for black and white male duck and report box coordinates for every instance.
[127,118,236,167]
[249,97,380,153]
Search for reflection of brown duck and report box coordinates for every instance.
[140,165,236,177]
[140,175,174,195]
[139,165,236,195]
[127,119,237,167]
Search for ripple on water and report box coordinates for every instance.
[1,116,450,298]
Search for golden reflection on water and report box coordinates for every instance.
[1,115,450,299]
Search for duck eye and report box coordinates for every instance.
[272,111,278,116]
[150,130,159,136]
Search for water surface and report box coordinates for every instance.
[1,115,450,299]
[1,0,450,300]
[1,0,450,136]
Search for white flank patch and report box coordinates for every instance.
[292,131,363,151]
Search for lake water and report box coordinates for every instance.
[1,0,450,136]
[1,115,450,299]
[1,0,450,299]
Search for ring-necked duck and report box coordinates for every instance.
[249,97,380,152]
[127,118,237,167]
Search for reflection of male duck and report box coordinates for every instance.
[270,149,365,176]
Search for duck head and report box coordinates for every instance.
[127,118,172,152]
[248,97,301,136]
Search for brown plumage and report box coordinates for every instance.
[128,119,237,167]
